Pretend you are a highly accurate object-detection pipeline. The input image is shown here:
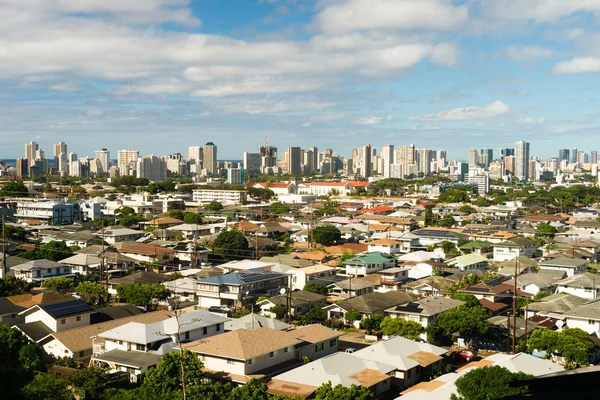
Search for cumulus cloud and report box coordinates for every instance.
[554,57,600,74]
[316,0,469,33]
[409,101,511,121]
[481,0,600,22]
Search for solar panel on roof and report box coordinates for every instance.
[41,300,93,318]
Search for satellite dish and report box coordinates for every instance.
[556,320,564,329]
[280,288,287,295]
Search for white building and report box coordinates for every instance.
[192,189,247,204]
[15,201,76,225]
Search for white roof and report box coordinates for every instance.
[218,260,274,271]
[484,353,564,377]
[11,259,66,271]
[60,253,102,266]
[98,310,230,344]
[398,251,439,262]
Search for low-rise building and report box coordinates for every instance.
[15,201,77,225]
[555,272,600,300]
[367,239,403,255]
[342,252,396,276]
[378,267,411,292]
[324,291,415,321]
[11,259,74,283]
[493,237,537,262]
[445,253,489,272]
[257,290,327,318]
[192,189,247,205]
[539,257,588,277]
[385,297,464,328]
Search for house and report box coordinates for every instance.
[183,325,342,384]
[287,264,337,290]
[167,222,225,239]
[60,253,101,275]
[458,240,493,255]
[324,291,415,321]
[225,313,290,331]
[352,336,448,389]
[460,280,527,303]
[107,271,169,296]
[257,290,327,318]
[555,272,600,300]
[306,182,352,197]
[0,292,71,325]
[367,239,403,255]
[91,310,230,379]
[252,182,297,195]
[445,253,489,271]
[14,299,95,342]
[269,352,394,398]
[196,268,289,309]
[118,243,175,265]
[492,237,537,262]
[328,275,380,298]
[41,309,171,362]
[11,259,74,283]
[488,315,540,349]
[385,297,465,328]
[513,273,562,295]
[524,293,588,319]
[144,216,184,228]
[96,227,146,245]
[218,260,274,273]
[495,256,538,277]
[378,267,411,292]
[539,257,588,277]
[341,252,396,277]
[404,276,461,297]
[563,300,600,334]
[412,228,465,247]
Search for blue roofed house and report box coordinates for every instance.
[196,268,289,309]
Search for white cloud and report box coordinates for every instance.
[519,117,545,125]
[316,0,468,33]
[409,100,511,121]
[355,116,383,125]
[554,57,600,74]
[482,0,600,22]
[409,125,441,130]
[503,45,555,62]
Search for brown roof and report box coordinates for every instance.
[183,328,302,360]
[267,379,318,398]
[368,238,401,245]
[324,243,368,255]
[237,221,259,231]
[24,220,43,226]
[294,251,329,261]
[8,292,72,308]
[119,243,174,256]
[479,298,510,312]
[51,310,171,352]
[407,351,444,367]
[456,359,494,372]
[291,324,343,344]
[400,380,448,395]
[523,214,566,222]
[348,369,390,387]
[146,217,183,225]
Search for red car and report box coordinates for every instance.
[451,349,478,362]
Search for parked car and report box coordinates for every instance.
[451,349,478,362]
[345,348,356,354]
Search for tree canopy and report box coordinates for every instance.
[269,202,290,215]
[527,327,594,366]
[21,240,74,262]
[116,283,170,311]
[379,316,424,340]
[303,282,329,295]
[213,229,249,259]
[314,381,374,400]
[183,212,203,224]
[143,350,204,397]
[451,366,531,400]
[0,325,45,396]
[429,305,492,342]
[76,281,108,305]
[0,180,29,196]
[0,276,33,296]
[312,226,341,246]
[41,276,75,294]
[205,200,224,211]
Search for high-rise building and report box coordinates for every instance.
[416,149,434,175]
[95,148,110,174]
[203,142,217,175]
[117,150,139,169]
[15,158,28,178]
[505,155,516,176]
[515,141,530,181]
[558,149,570,162]
[53,142,67,171]
[188,146,203,162]
[136,155,167,182]
[571,148,578,164]
[436,150,447,167]
[396,145,415,176]
[480,149,493,167]
[243,152,261,174]
[227,168,244,184]
[591,151,598,164]
[24,141,38,172]
[468,149,479,167]
[360,144,372,178]
[309,146,318,173]
[381,144,394,178]
[287,146,302,174]
[499,148,515,160]
[468,174,490,194]
[259,145,277,168]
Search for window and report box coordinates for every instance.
[589,320,596,325]
[283,347,289,353]
[11,314,16,319]
[61,319,66,325]
[269,351,275,358]
[47,269,52,274]
[315,343,324,352]
[136,344,145,351]
[79,351,84,358]
[407,369,411,378]
[63,267,69,273]
[247,359,253,365]
[118,340,123,345]
[203,327,208,335]
[76,316,82,322]
[184,331,190,340]
[216,324,221,332]
[227,359,235,365]
[329,339,337,347]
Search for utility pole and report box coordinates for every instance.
[506,313,511,353]
[255,229,259,260]
[287,274,292,324]
[100,219,105,284]
[512,256,518,354]
[1,215,6,279]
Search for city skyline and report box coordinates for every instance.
[2,1,600,158]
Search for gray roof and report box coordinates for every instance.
[14,321,54,342]
[386,297,464,316]
[260,255,315,268]
[488,316,539,338]
[93,349,161,369]
[108,271,168,285]
[526,293,588,314]
[564,298,600,320]
[225,313,290,331]
[540,257,588,268]
[516,273,562,289]
[330,291,415,315]
[556,272,600,289]
[0,297,25,316]
[0,254,30,269]
[259,290,327,308]
[197,268,287,286]
[11,259,66,272]
[494,237,536,248]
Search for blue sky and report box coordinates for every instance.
[1,0,600,161]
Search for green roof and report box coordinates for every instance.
[459,241,493,250]
[341,252,395,265]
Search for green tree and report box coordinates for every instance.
[438,188,471,203]
[0,325,44,396]
[312,226,341,246]
[441,241,456,254]
[361,314,384,333]
[23,240,74,261]
[379,316,424,339]
[0,180,29,196]
[71,367,111,400]
[303,282,329,295]
[536,223,557,237]
[533,291,552,301]
[458,205,476,214]
[167,210,185,220]
[451,366,531,400]
[213,229,249,259]
[344,310,363,322]
[433,305,492,342]
[142,350,204,397]
[183,212,203,224]
[269,305,288,320]
[0,276,33,296]
[314,381,374,400]
[269,202,290,215]
[76,281,109,305]
[41,276,75,294]
[116,283,170,311]
[205,201,224,211]
[301,308,327,324]
[451,293,480,308]
[2,224,28,242]
[527,328,594,366]
[21,373,73,400]
[438,214,456,228]
[424,206,434,227]
[228,379,274,400]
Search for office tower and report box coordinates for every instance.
[165,153,186,175]
[396,144,415,174]
[488,161,505,180]
[95,148,110,174]
[389,164,404,178]
[591,151,598,164]
[203,142,217,175]
[416,149,434,175]
[456,162,468,181]
[571,148,578,164]
[24,141,38,173]
[467,149,479,167]
[136,155,167,182]
[259,145,277,168]
[505,155,516,175]
[515,141,530,181]
[480,149,493,167]
[243,152,261,174]
[309,146,318,173]
[381,144,394,178]
[577,151,586,165]
[360,144,372,178]
[188,146,203,162]
[227,168,244,184]
[437,150,447,167]
[69,160,82,177]
[558,149,570,162]
[53,142,67,171]
[117,150,139,169]
[468,174,490,194]
[499,148,515,160]
[15,158,28,178]
[287,146,302,174]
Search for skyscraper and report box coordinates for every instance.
[95,148,110,174]
[117,150,139,169]
[243,152,261,174]
[571,148,578,164]
[24,141,38,170]
[436,150,447,167]
[381,144,394,178]
[416,149,434,175]
[558,149,570,162]
[203,142,217,174]
[577,151,586,165]
[396,145,415,176]
[136,155,167,182]
[480,149,493,167]
[188,146,202,162]
[591,151,598,164]
[287,146,302,174]
[361,144,372,178]
[515,141,530,181]
[468,149,479,167]
[53,142,67,171]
